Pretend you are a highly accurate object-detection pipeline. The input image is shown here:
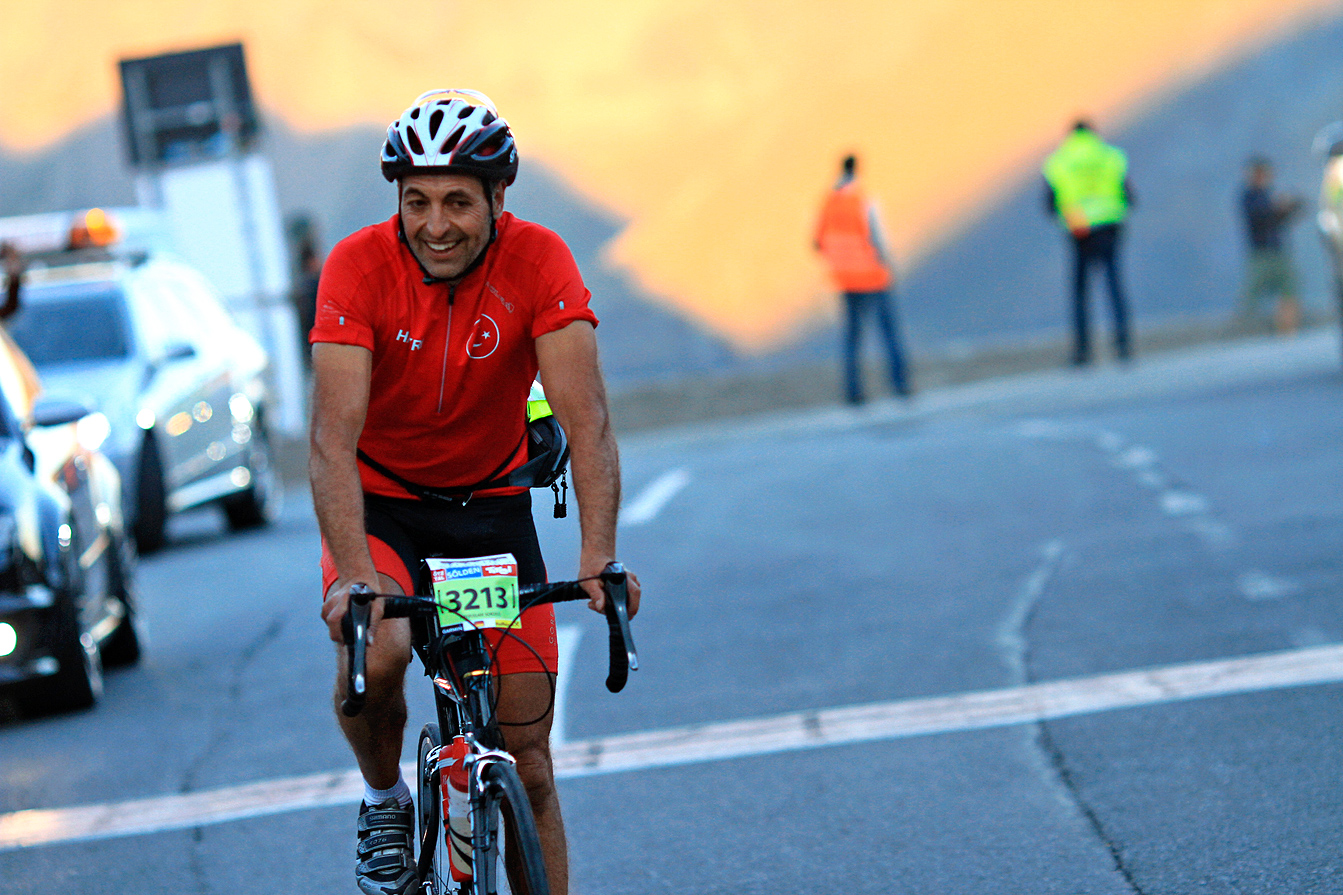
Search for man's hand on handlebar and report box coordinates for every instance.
[578,549,640,617]
[322,577,386,644]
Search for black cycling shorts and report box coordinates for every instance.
[320,491,557,673]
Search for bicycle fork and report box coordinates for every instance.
[466,749,518,895]
[421,742,518,895]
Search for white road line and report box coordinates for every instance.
[997,540,1065,685]
[4,642,1342,851]
[1161,490,1210,516]
[1115,446,1158,470]
[550,624,583,746]
[555,642,1343,776]
[620,468,690,526]
[1187,517,1237,550]
[1238,571,1301,602]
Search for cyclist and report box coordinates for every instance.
[310,88,640,895]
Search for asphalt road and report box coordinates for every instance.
[1,331,1340,895]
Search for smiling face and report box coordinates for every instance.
[399,172,506,281]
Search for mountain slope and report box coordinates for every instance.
[0,118,738,384]
[892,9,1342,356]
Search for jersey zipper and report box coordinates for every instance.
[437,283,455,414]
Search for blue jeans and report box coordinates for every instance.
[842,290,909,402]
[1070,223,1130,364]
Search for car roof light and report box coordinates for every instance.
[0,209,136,277]
[67,208,120,249]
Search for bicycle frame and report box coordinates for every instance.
[413,622,514,892]
[342,564,637,895]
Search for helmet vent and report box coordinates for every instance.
[406,128,424,156]
[457,105,473,120]
[443,126,462,153]
[428,109,444,140]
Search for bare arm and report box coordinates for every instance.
[535,321,640,616]
[310,341,380,641]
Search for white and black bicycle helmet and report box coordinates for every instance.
[381,89,519,185]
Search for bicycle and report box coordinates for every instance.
[341,559,638,895]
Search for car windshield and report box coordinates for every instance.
[6,285,133,366]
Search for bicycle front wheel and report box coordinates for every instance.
[417,723,454,895]
[472,760,550,895]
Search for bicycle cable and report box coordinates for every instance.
[427,574,605,729]
[489,574,605,728]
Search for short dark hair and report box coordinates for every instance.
[842,154,857,175]
[1072,119,1094,133]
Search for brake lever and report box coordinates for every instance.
[341,584,374,717]
[601,563,639,693]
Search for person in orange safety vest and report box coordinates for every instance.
[814,154,910,403]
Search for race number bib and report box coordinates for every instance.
[424,554,520,632]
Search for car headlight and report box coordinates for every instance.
[76,412,112,452]
[228,393,255,423]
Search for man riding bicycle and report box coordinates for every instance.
[310,88,640,895]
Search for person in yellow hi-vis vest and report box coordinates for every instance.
[1043,120,1135,365]
[814,154,910,403]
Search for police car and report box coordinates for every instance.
[1,209,278,552]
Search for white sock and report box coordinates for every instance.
[364,774,413,808]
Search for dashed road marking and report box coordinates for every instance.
[620,467,690,526]
[1160,490,1210,516]
[4,642,1342,851]
[1238,571,1301,601]
[551,624,582,746]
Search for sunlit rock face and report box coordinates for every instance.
[0,0,1335,349]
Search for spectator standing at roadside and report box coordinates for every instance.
[813,154,910,404]
[292,233,322,366]
[1240,156,1303,335]
[1,241,24,320]
[1043,120,1135,365]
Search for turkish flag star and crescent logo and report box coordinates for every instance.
[466,313,501,359]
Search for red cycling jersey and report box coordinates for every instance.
[310,212,598,499]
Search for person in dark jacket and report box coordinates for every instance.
[1240,156,1302,334]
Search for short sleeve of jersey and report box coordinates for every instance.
[524,226,598,339]
[310,232,378,351]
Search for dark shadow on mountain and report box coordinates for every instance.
[0,115,739,386]
[0,119,137,213]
